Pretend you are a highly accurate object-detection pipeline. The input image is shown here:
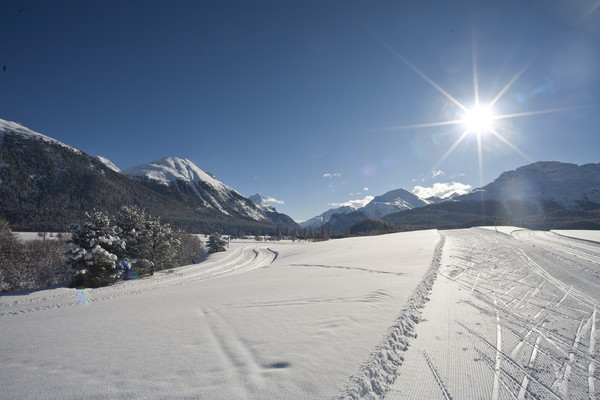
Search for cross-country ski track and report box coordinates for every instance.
[1,228,599,399]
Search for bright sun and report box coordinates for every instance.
[463,106,494,134]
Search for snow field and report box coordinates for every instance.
[552,230,600,244]
[385,228,600,400]
[0,230,440,399]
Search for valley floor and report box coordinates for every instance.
[1,228,599,399]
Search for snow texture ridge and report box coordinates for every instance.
[0,118,80,153]
[96,156,121,172]
[335,231,446,400]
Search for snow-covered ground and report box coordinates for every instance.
[553,230,600,243]
[0,231,440,399]
[386,228,600,400]
[1,228,599,399]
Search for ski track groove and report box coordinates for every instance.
[422,351,452,400]
[335,233,445,400]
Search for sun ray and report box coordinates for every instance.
[432,130,470,171]
[358,119,465,134]
[489,128,533,162]
[494,106,577,120]
[342,5,574,179]
[472,32,480,107]
[389,49,468,112]
[476,132,485,212]
[352,18,468,112]
[488,55,539,108]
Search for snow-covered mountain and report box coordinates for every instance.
[0,118,192,230]
[360,189,427,219]
[248,194,276,213]
[457,161,600,212]
[96,156,121,172]
[302,189,428,232]
[248,194,299,228]
[0,118,280,233]
[300,206,356,229]
[123,157,267,222]
[0,118,80,153]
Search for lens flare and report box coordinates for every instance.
[75,289,91,306]
[463,106,494,134]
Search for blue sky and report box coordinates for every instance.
[1,0,599,221]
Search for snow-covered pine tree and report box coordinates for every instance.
[115,205,181,275]
[66,211,124,288]
[207,232,227,253]
[146,217,181,270]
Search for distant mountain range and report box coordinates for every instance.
[383,161,600,231]
[0,118,296,233]
[1,118,598,234]
[300,188,429,232]
[301,161,600,233]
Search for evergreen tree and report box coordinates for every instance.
[207,232,227,253]
[115,205,180,276]
[65,211,123,288]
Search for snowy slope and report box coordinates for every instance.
[249,194,298,228]
[248,194,277,213]
[124,157,267,221]
[359,188,427,219]
[457,161,600,211]
[96,156,121,172]
[0,118,79,153]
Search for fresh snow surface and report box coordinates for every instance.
[0,231,440,400]
[2,228,599,399]
[385,228,600,400]
[0,118,80,153]
[478,225,526,235]
[552,230,600,243]
[96,156,121,172]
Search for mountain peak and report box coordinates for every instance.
[360,188,426,219]
[123,157,223,188]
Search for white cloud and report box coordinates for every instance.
[265,196,284,205]
[323,173,342,178]
[412,182,472,199]
[363,187,369,191]
[329,195,374,209]
[432,169,445,178]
